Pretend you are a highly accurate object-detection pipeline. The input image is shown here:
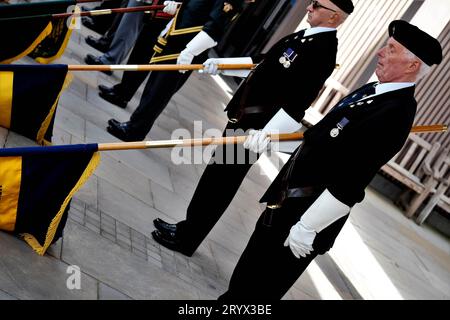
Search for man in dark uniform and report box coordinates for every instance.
[218,20,443,300]
[95,0,175,108]
[84,0,161,71]
[106,0,245,140]
[152,0,354,257]
[84,0,129,53]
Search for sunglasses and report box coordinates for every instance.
[310,0,337,12]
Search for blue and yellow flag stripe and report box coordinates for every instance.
[0,0,76,64]
[0,144,100,255]
[0,64,70,145]
[0,71,13,128]
[0,157,21,232]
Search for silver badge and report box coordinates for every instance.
[283,61,291,68]
[330,128,339,138]
[279,56,286,64]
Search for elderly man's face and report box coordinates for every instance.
[306,0,339,27]
[376,37,414,83]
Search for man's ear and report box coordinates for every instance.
[408,60,421,75]
[329,12,338,24]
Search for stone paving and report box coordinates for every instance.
[0,15,449,300]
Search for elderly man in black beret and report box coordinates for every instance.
[218,20,443,300]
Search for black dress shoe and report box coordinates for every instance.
[153,218,177,237]
[106,119,144,142]
[85,53,101,65]
[151,230,194,257]
[98,84,114,95]
[108,118,121,127]
[81,16,107,34]
[85,35,110,53]
[98,86,128,108]
[84,54,112,75]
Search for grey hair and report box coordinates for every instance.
[405,49,431,80]
[338,11,349,25]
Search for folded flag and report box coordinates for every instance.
[0,64,70,145]
[0,143,100,255]
[0,0,76,64]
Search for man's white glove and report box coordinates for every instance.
[284,189,350,259]
[284,222,315,258]
[243,129,271,154]
[163,1,178,15]
[203,57,253,77]
[177,31,217,73]
[177,50,195,68]
[262,108,303,154]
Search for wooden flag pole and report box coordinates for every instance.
[68,64,257,71]
[0,0,253,20]
[52,5,166,19]
[97,124,448,151]
[0,5,169,21]
[75,0,141,2]
[410,124,447,133]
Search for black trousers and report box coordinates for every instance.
[97,0,128,45]
[90,0,126,35]
[219,198,319,300]
[219,196,350,300]
[128,53,208,137]
[114,18,169,101]
[176,119,268,254]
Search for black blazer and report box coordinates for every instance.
[150,0,244,64]
[225,29,338,128]
[259,84,417,253]
[261,84,417,207]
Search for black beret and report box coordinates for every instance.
[329,0,354,14]
[389,20,443,66]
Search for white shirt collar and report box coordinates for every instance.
[357,82,415,102]
[374,82,415,96]
[304,27,336,37]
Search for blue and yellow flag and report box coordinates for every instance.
[0,0,76,64]
[0,144,100,255]
[0,64,70,145]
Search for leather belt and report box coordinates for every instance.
[228,105,266,123]
[286,186,318,198]
[241,106,265,114]
[267,186,320,209]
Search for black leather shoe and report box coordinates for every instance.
[85,35,110,53]
[98,85,128,108]
[81,16,104,34]
[151,230,194,257]
[98,84,115,95]
[84,54,112,75]
[107,118,122,127]
[106,119,144,142]
[153,218,177,237]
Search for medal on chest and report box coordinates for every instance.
[330,117,350,138]
[279,48,297,69]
